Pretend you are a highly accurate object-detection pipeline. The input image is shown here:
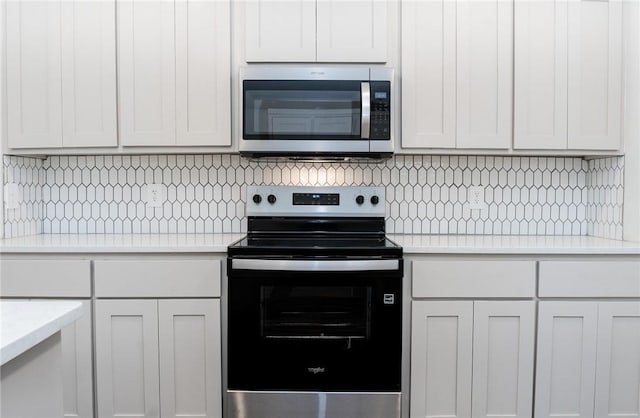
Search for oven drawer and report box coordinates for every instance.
[94,260,220,298]
[412,260,536,298]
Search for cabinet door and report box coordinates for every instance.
[118,0,176,146]
[411,301,473,418]
[535,301,598,418]
[595,302,640,418]
[457,0,513,149]
[401,0,456,148]
[158,300,222,418]
[6,0,63,148]
[95,300,160,418]
[61,300,93,418]
[472,301,535,418]
[245,0,316,62]
[316,0,387,62]
[176,0,231,146]
[514,0,568,150]
[60,0,117,148]
[567,0,622,150]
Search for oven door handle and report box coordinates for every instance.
[231,259,399,271]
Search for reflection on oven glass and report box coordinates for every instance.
[261,286,372,340]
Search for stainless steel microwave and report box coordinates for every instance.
[239,66,394,160]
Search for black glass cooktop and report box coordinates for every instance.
[228,235,402,258]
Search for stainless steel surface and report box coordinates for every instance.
[240,66,370,81]
[239,66,394,157]
[227,391,401,418]
[361,82,371,139]
[239,139,370,154]
[245,185,386,217]
[232,259,399,272]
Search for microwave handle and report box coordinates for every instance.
[361,82,370,139]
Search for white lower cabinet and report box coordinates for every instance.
[158,300,222,418]
[534,301,598,418]
[595,302,640,418]
[61,300,94,418]
[95,299,222,418]
[535,301,640,418]
[410,300,535,418]
[411,301,473,418]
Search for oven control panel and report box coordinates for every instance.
[293,193,340,206]
[247,186,385,217]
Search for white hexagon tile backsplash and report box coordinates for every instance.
[1,154,624,239]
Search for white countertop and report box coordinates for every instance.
[0,300,83,365]
[0,233,638,255]
[388,234,640,255]
[0,233,245,253]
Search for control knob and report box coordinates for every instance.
[370,195,380,205]
[252,194,262,204]
[267,194,277,204]
[356,195,365,205]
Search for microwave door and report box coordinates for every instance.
[361,82,370,139]
[243,80,362,140]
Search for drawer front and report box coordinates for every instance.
[94,259,221,298]
[0,260,91,297]
[412,260,536,298]
[539,260,640,297]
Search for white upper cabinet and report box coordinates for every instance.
[61,0,117,148]
[6,0,63,149]
[118,0,176,146]
[456,0,513,149]
[567,0,622,150]
[514,0,568,150]
[244,0,387,63]
[6,0,116,149]
[245,0,316,62]
[316,0,387,62]
[401,0,513,150]
[118,0,231,148]
[401,0,456,148]
[515,0,622,151]
[175,0,231,146]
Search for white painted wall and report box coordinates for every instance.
[623,0,640,242]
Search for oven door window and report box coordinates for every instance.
[261,285,371,341]
[243,80,362,140]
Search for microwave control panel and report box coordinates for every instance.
[369,81,391,140]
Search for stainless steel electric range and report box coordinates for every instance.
[226,185,403,418]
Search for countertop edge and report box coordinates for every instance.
[1,301,83,366]
[0,234,639,255]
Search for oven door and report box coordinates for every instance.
[227,258,402,392]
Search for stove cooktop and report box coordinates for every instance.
[229,185,402,258]
[227,235,402,258]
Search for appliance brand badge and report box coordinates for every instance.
[307,367,325,374]
[383,294,395,304]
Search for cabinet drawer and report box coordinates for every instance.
[412,260,536,298]
[539,261,640,297]
[0,260,91,297]
[94,260,220,298]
